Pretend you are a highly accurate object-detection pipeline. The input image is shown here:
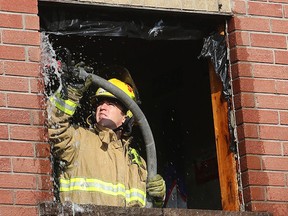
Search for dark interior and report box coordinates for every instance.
[39,2,224,210]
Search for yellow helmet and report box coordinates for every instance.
[95,78,136,101]
[95,78,136,118]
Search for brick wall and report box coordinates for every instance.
[1,0,288,216]
[229,1,288,215]
[0,0,53,215]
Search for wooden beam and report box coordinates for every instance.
[208,61,240,211]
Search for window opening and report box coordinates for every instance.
[40,2,231,210]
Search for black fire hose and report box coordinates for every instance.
[90,74,157,179]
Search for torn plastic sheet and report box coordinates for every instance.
[198,32,236,153]
[39,7,203,40]
[198,32,230,99]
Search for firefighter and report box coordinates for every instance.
[47,62,165,207]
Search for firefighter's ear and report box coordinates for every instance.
[121,115,126,124]
[122,115,134,137]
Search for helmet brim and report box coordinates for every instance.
[91,95,128,114]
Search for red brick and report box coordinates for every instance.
[0,0,38,14]
[229,17,270,32]
[242,171,285,187]
[4,61,40,77]
[0,141,34,157]
[276,80,288,94]
[250,202,288,216]
[28,46,41,62]
[271,19,288,34]
[230,47,273,63]
[274,0,288,3]
[31,110,46,125]
[231,0,246,14]
[284,5,288,18]
[250,33,287,49]
[25,15,39,30]
[35,143,50,158]
[0,76,29,92]
[15,190,52,205]
[0,190,13,204]
[239,140,282,156]
[0,92,6,107]
[267,187,288,201]
[256,94,288,109]
[262,156,288,171]
[240,155,262,171]
[0,108,30,124]
[243,186,265,202]
[0,61,3,75]
[230,62,252,79]
[283,142,288,155]
[12,158,51,174]
[233,78,276,94]
[248,2,283,17]
[2,29,40,46]
[30,78,45,94]
[0,45,25,60]
[0,206,37,216]
[260,125,288,140]
[275,50,288,64]
[232,78,240,94]
[233,93,255,109]
[0,158,11,171]
[249,187,266,201]
[236,109,278,124]
[0,173,36,188]
[237,124,259,140]
[37,175,53,190]
[10,125,46,142]
[0,125,8,139]
[228,31,249,48]
[7,93,45,109]
[0,13,22,28]
[253,64,288,79]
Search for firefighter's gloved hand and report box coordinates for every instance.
[66,76,93,103]
[68,61,94,84]
[147,174,166,207]
[60,61,93,101]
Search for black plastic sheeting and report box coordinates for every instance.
[198,32,236,152]
[39,5,208,40]
[41,18,204,40]
[198,32,230,100]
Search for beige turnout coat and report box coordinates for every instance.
[48,104,148,207]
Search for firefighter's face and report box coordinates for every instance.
[95,98,126,130]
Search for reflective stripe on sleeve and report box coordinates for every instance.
[60,177,146,206]
[49,93,78,116]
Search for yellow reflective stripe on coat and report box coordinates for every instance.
[49,93,78,116]
[60,177,146,206]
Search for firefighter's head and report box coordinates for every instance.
[93,78,135,132]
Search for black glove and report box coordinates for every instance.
[60,61,93,102]
[147,174,166,207]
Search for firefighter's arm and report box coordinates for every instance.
[47,61,93,163]
[47,99,76,163]
[146,174,166,208]
[50,61,93,116]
